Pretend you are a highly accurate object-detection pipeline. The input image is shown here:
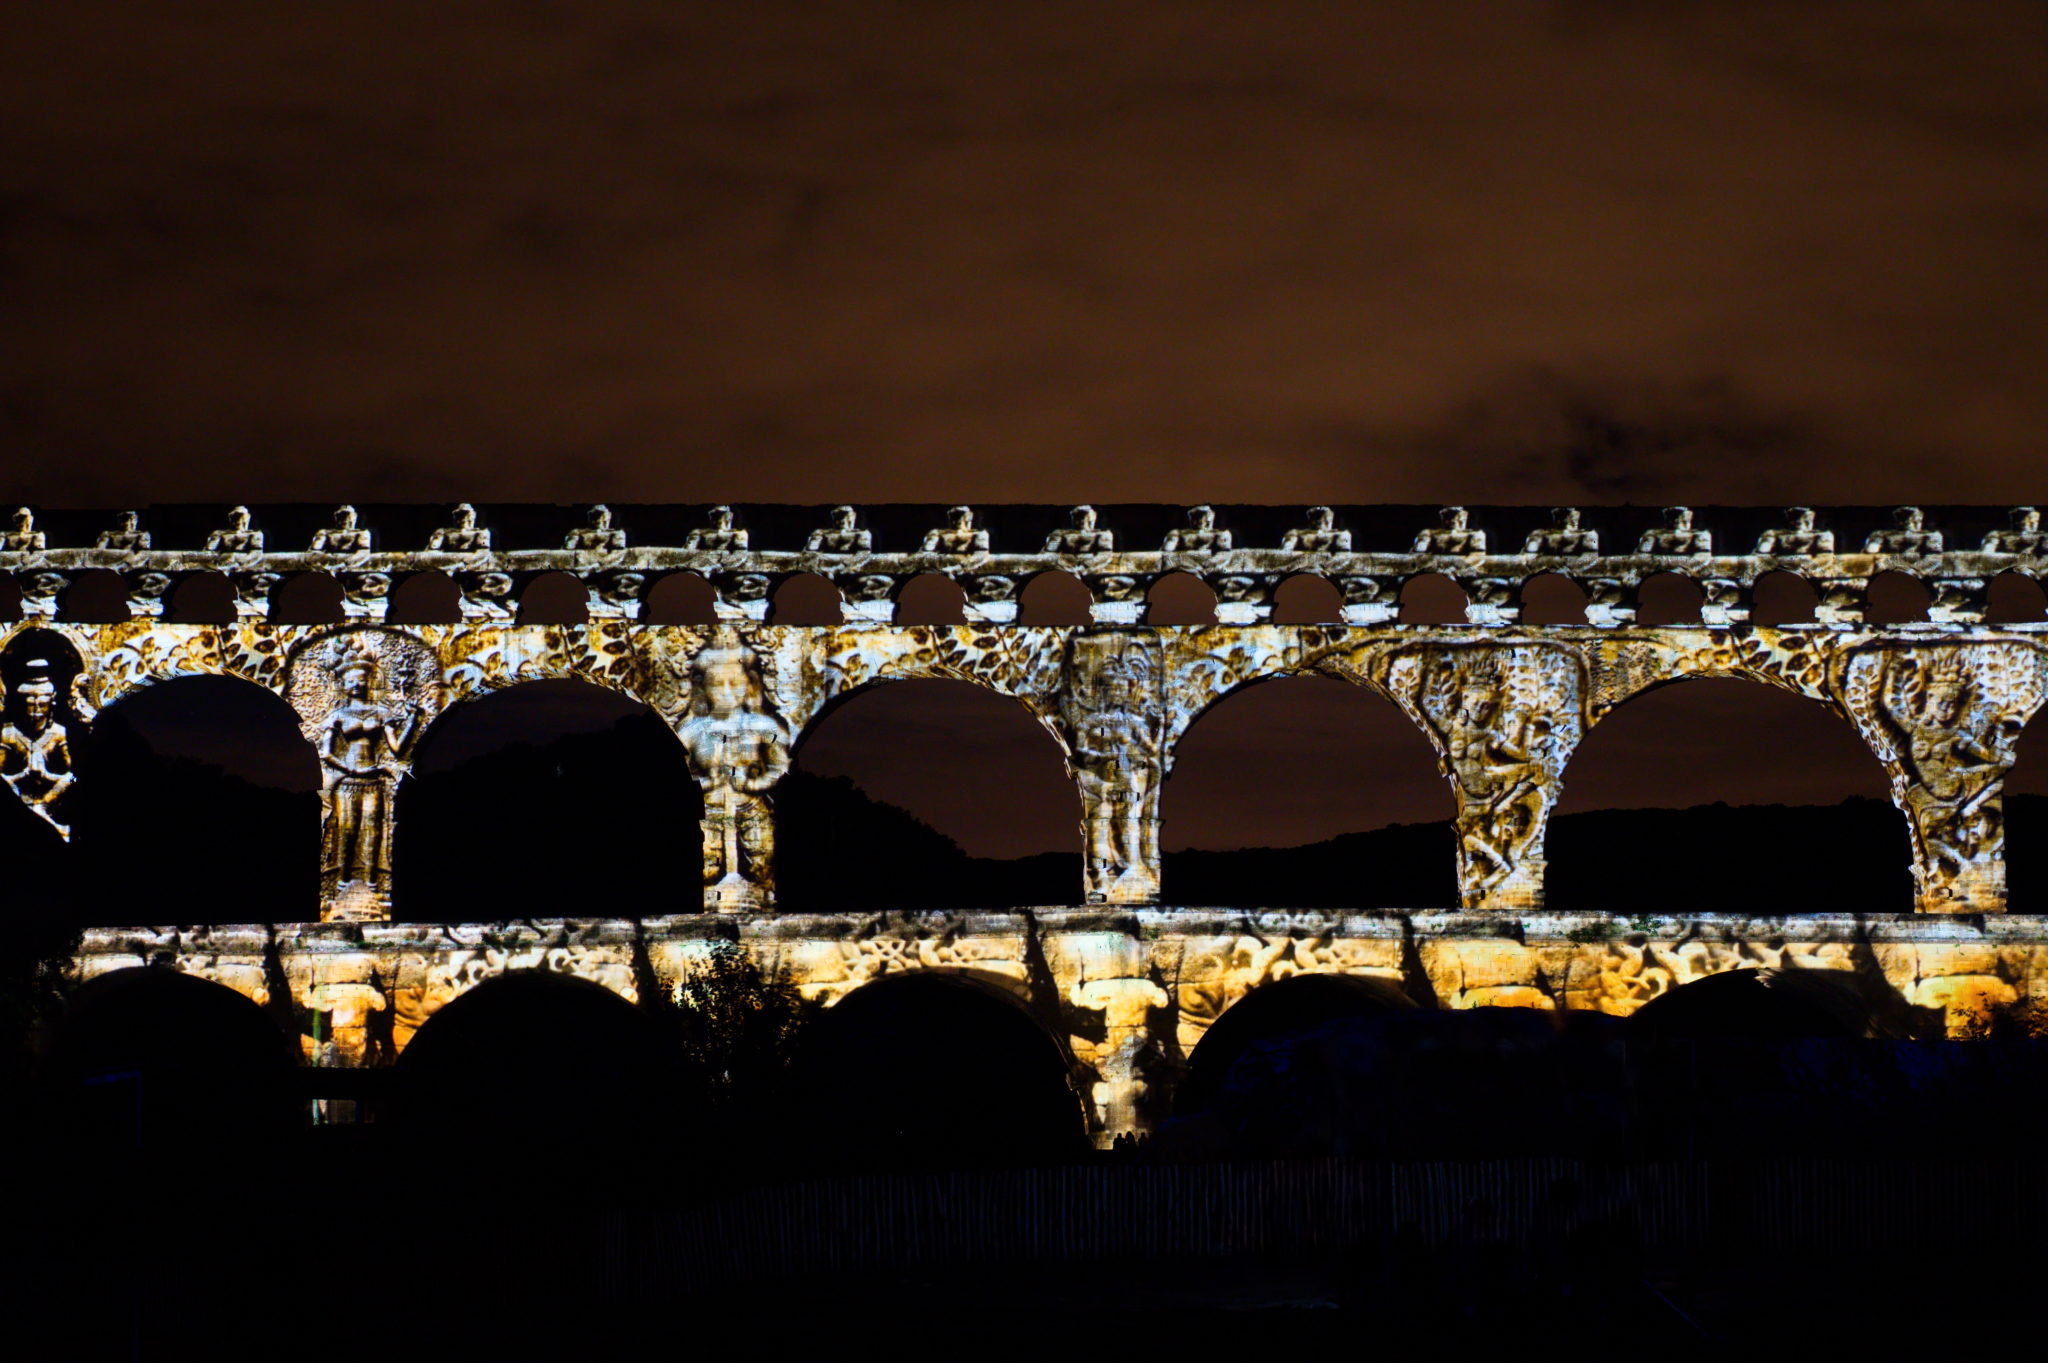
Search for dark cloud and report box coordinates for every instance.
[1,0,2043,505]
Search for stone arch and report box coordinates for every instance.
[1636,572,1704,625]
[1865,571,1931,624]
[48,966,301,1148]
[1552,675,1907,913]
[1518,573,1588,625]
[788,970,1088,1165]
[779,676,1080,909]
[1162,674,1454,907]
[394,678,701,921]
[78,672,322,923]
[1397,573,1467,624]
[516,571,589,625]
[894,572,968,625]
[1146,571,1217,625]
[391,969,691,1155]
[168,571,238,623]
[1629,966,1886,1040]
[1271,573,1343,624]
[643,571,719,625]
[1752,570,1819,625]
[1175,971,1416,1116]
[1017,569,1093,625]
[271,571,345,624]
[771,572,842,625]
[58,569,131,623]
[386,570,463,624]
[1986,571,2048,624]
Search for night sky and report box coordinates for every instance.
[9,2,2048,856]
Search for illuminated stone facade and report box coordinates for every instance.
[11,501,2048,1139]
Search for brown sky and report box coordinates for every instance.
[11,2,2048,861]
[6,1,2047,506]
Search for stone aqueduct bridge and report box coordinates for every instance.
[10,500,2048,1140]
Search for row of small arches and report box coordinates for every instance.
[13,566,2048,627]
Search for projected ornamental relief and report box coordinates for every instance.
[14,501,2048,1139]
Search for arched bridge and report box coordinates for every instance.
[10,500,2048,1140]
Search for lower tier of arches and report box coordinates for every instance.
[64,906,2048,1147]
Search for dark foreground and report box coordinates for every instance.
[6,1149,2038,1361]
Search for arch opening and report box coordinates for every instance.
[1018,570,1093,626]
[788,973,1086,1166]
[643,571,719,625]
[780,678,1080,910]
[1397,574,1467,624]
[1146,572,1217,625]
[1164,675,1454,907]
[1985,572,2047,624]
[271,572,345,624]
[49,968,300,1150]
[392,970,694,1158]
[894,573,968,625]
[1272,574,1343,624]
[1518,573,1587,626]
[58,569,131,623]
[770,573,842,625]
[1751,571,1819,625]
[1175,972,1416,1118]
[386,571,463,625]
[516,571,589,625]
[77,675,322,924]
[1635,573,1704,625]
[1864,571,1931,624]
[1549,678,1908,914]
[394,679,701,922]
[168,572,237,624]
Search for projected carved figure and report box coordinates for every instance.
[1840,643,2045,911]
[1522,506,1597,556]
[1755,507,1834,556]
[1865,506,1943,555]
[1064,632,1164,903]
[921,505,990,554]
[1413,505,1485,554]
[205,505,264,553]
[1163,505,1230,553]
[289,630,441,920]
[679,627,791,909]
[95,511,151,552]
[1387,644,1582,909]
[4,507,47,555]
[685,505,748,551]
[310,504,372,554]
[0,660,78,837]
[565,504,626,552]
[1637,506,1711,555]
[1282,506,1351,552]
[426,503,490,553]
[805,506,871,554]
[1044,505,1114,554]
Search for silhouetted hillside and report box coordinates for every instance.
[9,707,2048,917]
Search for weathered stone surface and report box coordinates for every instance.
[17,503,2048,1141]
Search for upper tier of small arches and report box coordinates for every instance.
[6,501,2048,629]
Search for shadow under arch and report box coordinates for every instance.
[778,676,1080,910]
[1163,673,1455,907]
[1017,569,1092,625]
[788,971,1088,1166]
[1636,572,1704,625]
[1175,971,1417,1118]
[1549,676,1909,914]
[1629,967,1895,1041]
[390,969,694,1157]
[48,966,301,1150]
[76,673,322,924]
[1864,570,1931,624]
[771,572,842,624]
[393,678,701,922]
